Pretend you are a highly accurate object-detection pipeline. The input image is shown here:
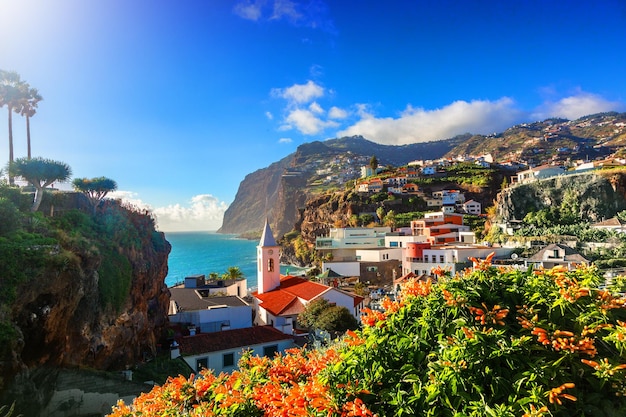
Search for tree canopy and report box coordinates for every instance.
[8,157,72,212]
[73,176,117,213]
[298,298,359,334]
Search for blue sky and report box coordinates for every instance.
[1,0,625,231]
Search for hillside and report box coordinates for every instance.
[218,135,466,237]
[0,188,171,406]
[445,112,626,164]
[220,113,626,240]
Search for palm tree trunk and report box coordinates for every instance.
[26,114,31,159]
[8,106,14,185]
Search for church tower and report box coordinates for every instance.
[257,219,281,294]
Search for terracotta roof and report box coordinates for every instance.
[253,276,364,316]
[280,298,306,316]
[279,276,331,300]
[592,217,623,227]
[179,326,294,356]
[254,290,298,316]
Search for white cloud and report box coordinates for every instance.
[309,101,324,114]
[278,137,292,144]
[265,111,273,120]
[271,80,324,105]
[328,106,348,119]
[531,91,624,120]
[271,0,301,23]
[232,0,264,21]
[108,191,228,232]
[108,190,152,211]
[337,98,523,145]
[282,108,338,135]
[233,0,336,33]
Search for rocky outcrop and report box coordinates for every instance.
[0,197,171,399]
[494,172,626,223]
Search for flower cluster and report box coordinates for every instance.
[109,261,626,417]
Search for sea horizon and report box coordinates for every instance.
[163,231,307,291]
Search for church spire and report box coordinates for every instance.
[257,218,280,294]
[260,218,277,247]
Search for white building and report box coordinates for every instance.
[176,326,295,373]
[316,227,391,261]
[462,200,482,215]
[169,290,252,333]
[402,244,513,276]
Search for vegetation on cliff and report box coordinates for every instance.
[109,260,626,416]
[0,180,171,395]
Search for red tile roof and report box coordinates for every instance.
[179,326,294,356]
[253,276,336,316]
[254,276,364,315]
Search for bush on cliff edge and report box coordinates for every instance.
[110,259,626,417]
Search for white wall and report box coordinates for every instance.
[321,261,360,277]
[183,339,296,374]
[355,248,402,262]
[170,305,252,332]
[313,288,362,319]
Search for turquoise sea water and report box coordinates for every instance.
[164,232,258,288]
[163,232,307,290]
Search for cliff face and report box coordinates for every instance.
[0,195,171,394]
[494,172,626,223]
[218,136,465,238]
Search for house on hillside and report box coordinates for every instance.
[462,200,482,215]
[591,217,626,233]
[526,243,589,270]
[254,221,364,334]
[168,290,252,333]
[516,165,565,184]
[174,325,295,373]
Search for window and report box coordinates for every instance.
[268,258,274,272]
[439,255,445,263]
[223,352,234,367]
[196,357,208,371]
[263,345,278,357]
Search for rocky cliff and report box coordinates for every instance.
[218,135,465,238]
[0,193,171,399]
[494,171,626,223]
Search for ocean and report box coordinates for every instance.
[163,231,306,291]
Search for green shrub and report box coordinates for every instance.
[97,244,133,313]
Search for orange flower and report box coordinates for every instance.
[522,404,549,417]
[469,252,495,270]
[342,397,374,417]
[345,330,365,347]
[360,308,386,327]
[468,303,509,326]
[548,382,577,405]
[400,278,432,298]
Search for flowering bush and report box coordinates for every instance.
[109,260,626,416]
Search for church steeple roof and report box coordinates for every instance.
[260,219,277,247]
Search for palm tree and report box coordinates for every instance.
[19,87,42,159]
[0,70,27,185]
[9,157,72,211]
[222,266,244,281]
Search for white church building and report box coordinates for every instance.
[252,220,364,334]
